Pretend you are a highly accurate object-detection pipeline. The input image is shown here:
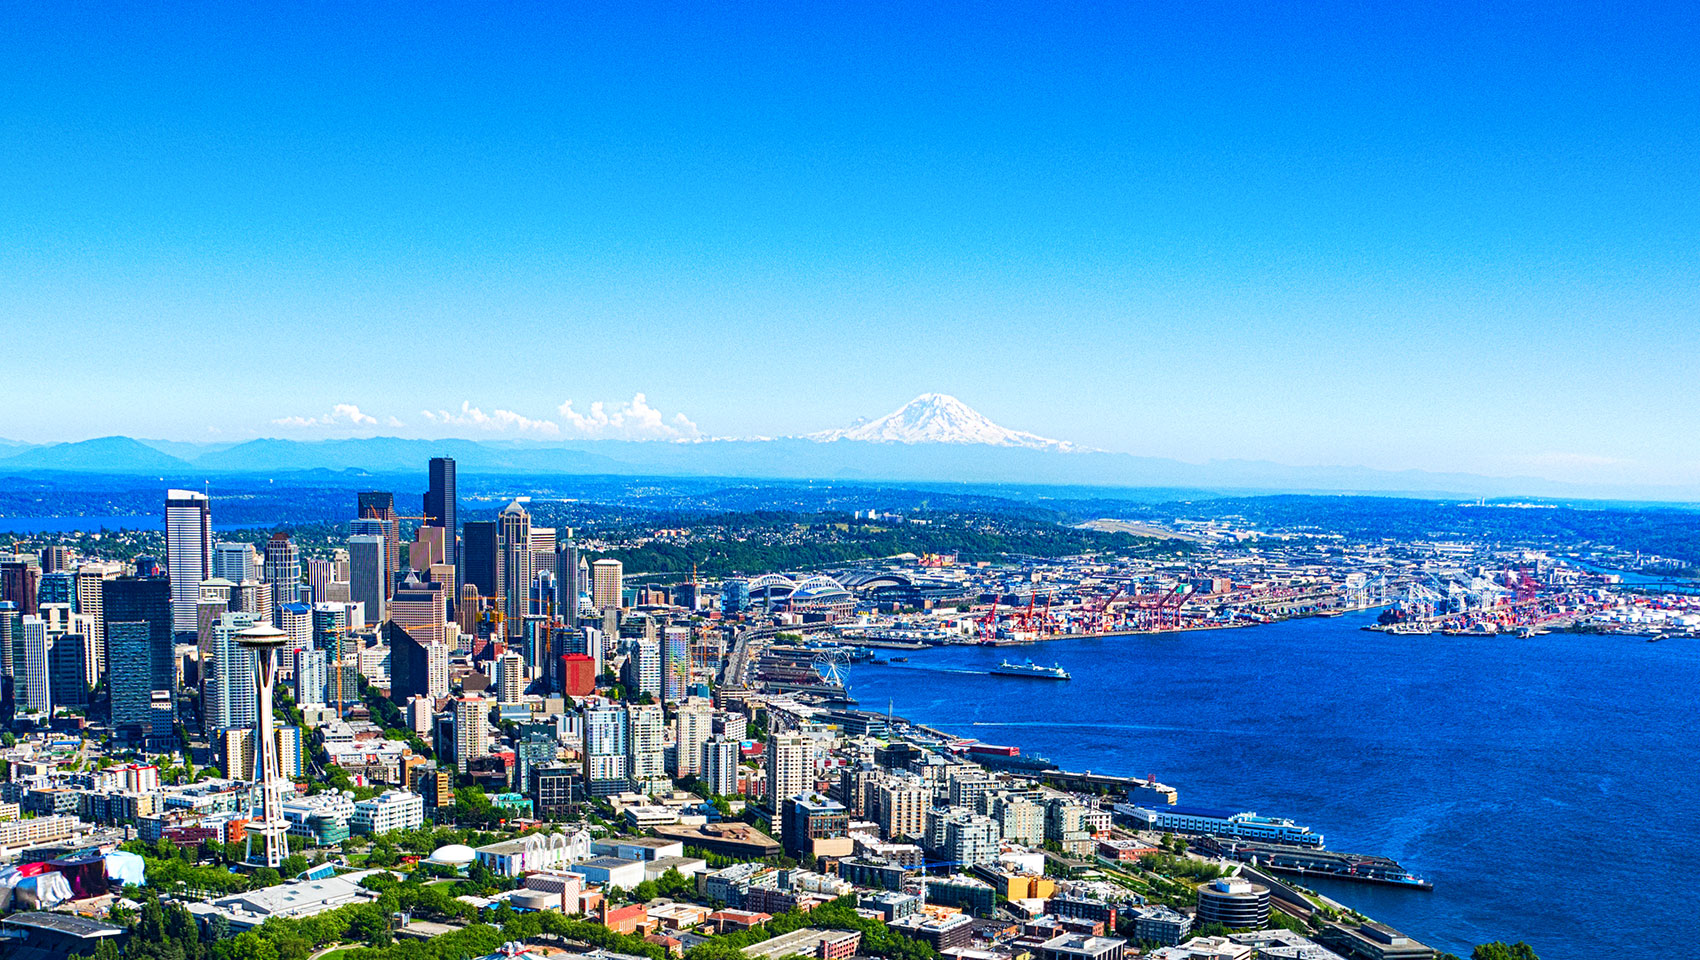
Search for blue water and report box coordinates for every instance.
[848,612,1696,960]
[0,515,272,533]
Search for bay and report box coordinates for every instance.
[846,611,1696,960]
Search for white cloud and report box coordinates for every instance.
[272,403,380,429]
[419,401,561,436]
[556,393,701,440]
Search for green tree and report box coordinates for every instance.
[1473,944,1539,960]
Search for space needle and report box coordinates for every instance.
[236,623,292,869]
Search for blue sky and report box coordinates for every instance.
[1,3,1696,485]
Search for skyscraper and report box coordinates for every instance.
[49,633,88,708]
[204,612,260,735]
[592,559,624,610]
[386,621,433,706]
[497,650,526,703]
[425,457,457,567]
[1,560,40,617]
[663,625,690,703]
[767,733,813,834]
[703,736,740,798]
[19,616,49,715]
[356,492,400,593]
[347,534,387,624]
[555,535,581,619]
[213,541,258,583]
[498,501,531,639]
[583,703,629,796]
[672,698,714,778]
[263,533,300,616]
[166,489,212,634]
[462,521,499,599]
[102,576,174,735]
[453,696,491,773]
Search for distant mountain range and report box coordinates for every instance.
[0,395,1692,502]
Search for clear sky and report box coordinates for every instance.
[2,4,1696,486]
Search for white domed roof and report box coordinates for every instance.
[426,843,476,865]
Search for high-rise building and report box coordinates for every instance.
[305,557,335,604]
[213,541,259,583]
[48,633,88,708]
[592,559,624,610]
[425,457,457,568]
[2,560,40,617]
[462,521,499,599]
[102,576,174,736]
[663,626,690,703]
[356,492,400,594]
[19,617,50,715]
[876,775,929,841]
[166,489,212,634]
[624,702,665,793]
[453,696,491,774]
[555,536,581,619]
[293,646,327,707]
[204,612,261,735]
[702,736,740,798]
[263,534,300,617]
[497,650,527,703]
[672,698,714,778]
[623,638,661,700]
[387,621,434,706]
[40,545,71,575]
[347,534,387,624]
[583,703,629,796]
[391,572,448,646]
[498,501,531,638]
[767,734,814,835]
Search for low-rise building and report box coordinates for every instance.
[350,789,424,835]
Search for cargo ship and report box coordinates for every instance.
[989,659,1070,680]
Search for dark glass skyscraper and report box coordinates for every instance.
[426,457,457,567]
[462,520,499,599]
[102,576,173,736]
[386,621,431,706]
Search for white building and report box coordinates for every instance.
[497,651,527,703]
[19,616,50,715]
[455,696,492,773]
[672,698,714,778]
[351,789,425,835]
[167,489,213,633]
[702,736,740,798]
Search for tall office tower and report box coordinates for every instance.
[204,612,261,735]
[19,616,49,715]
[305,557,334,604]
[0,600,15,682]
[498,501,531,638]
[409,526,446,571]
[41,545,71,574]
[555,536,581,619]
[38,572,74,607]
[672,698,714,778]
[591,559,624,611]
[453,696,491,773]
[767,734,814,834]
[293,646,328,707]
[663,626,690,702]
[702,736,740,798]
[425,457,457,568]
[347,534,387,624]
[583,703,629,796]
[263,533,300,617]
[624,701,665,792]
[580,626,606,676]
[72,562,121,653]
[166,489,212,633]
[496,650,526,703]
[1,560,40,617]
[386,621,433,705]
[102,576,174,735]
[213,541,258,583]
[391,572,448,644]
[531,570,557,621]
[233,624,291,867]
[49,634,88,708]
[356,492,400,593]
[278,602,314,667]
[457,585,482,637]
[461,521,499,599]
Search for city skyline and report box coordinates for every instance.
[4,5,1696,486]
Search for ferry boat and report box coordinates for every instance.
[989,659,1070,680]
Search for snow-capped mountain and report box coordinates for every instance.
[808,393,1078,451]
